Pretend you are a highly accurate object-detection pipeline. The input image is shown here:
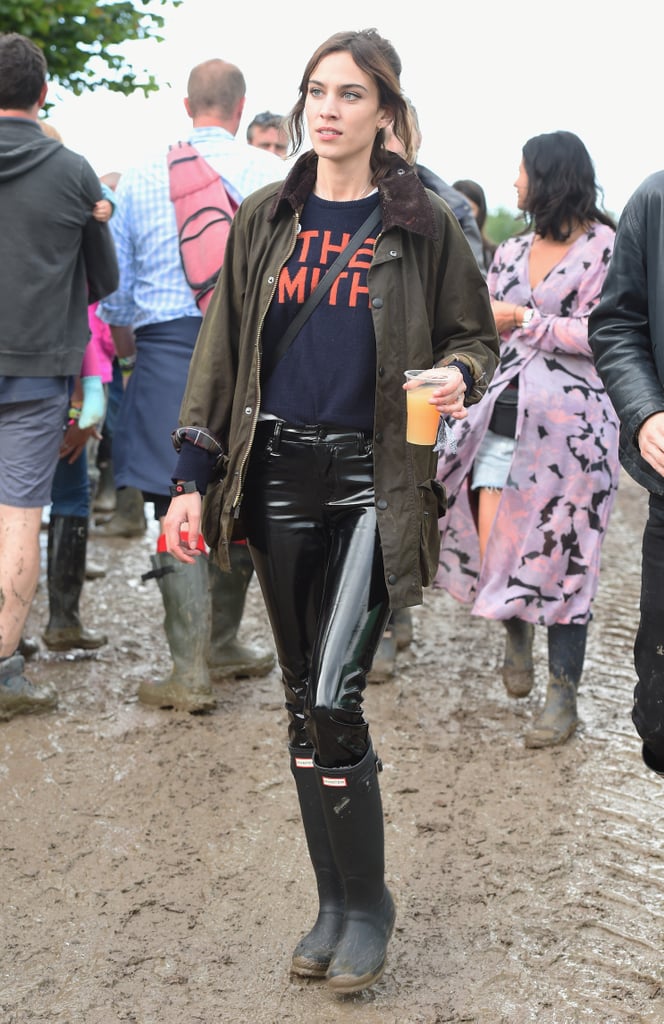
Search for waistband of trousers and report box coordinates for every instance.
[255,419,373,449]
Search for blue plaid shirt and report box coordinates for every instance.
[98,126,286,329]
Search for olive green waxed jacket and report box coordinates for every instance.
[179,151,500,608]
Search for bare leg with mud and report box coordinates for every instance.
[0,505,58,720]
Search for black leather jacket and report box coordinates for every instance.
[589,170,664,496]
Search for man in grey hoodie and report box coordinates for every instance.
[0,32,119,721]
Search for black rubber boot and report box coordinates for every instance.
[94,486,146,537]
[289,746,345,977]
[316,745,396,994]
[525,622,587,748]
[0,654,57,721]
[138,552,215,713]
[18,635,40,660]
[207,544,274,679]
[502,618,535,697]
[43,516,108,651]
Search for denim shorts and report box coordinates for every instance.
[471,429,517,490]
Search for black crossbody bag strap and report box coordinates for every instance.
[262,204,382,379]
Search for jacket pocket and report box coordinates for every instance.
[419,478,447,587]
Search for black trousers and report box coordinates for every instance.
[242,421,391,768]
[634,491,664,761]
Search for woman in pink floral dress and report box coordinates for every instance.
[435,131,619,748]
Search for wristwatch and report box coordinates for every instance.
[521,308,535,328]
[169,480,198,497]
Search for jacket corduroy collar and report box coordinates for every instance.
[268,150,438,240]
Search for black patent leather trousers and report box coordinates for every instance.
[242,420,391,768]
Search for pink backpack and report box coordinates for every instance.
[167,141,239,315]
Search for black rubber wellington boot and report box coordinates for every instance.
[525,622,587,748]
[43,516,108,651]
[138,552,215,713]
[315,745,396,994]
[289,746,345,977]
[502,618,535,698]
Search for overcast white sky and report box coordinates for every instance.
[48,0,660,217]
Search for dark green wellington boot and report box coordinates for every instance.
[43,515,108,651]
[207,544,274,679]
[525,622,587,748]
[316,745,396,994]
[138,552,215,713]
[289,746,345,977]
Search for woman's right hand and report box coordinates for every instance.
[163,492,203,563]
[491,299,523,334]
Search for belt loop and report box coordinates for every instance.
[272,420,283,453]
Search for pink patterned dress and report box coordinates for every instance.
[434,223,620,626]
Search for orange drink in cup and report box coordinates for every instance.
[404,369,449,445]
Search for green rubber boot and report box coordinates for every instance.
[138,552,215,713]
[207,544,274,679]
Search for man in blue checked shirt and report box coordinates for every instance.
[98,58,286,713]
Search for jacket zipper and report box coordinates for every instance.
[231,209,301,517]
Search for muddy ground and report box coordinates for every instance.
[1,469,663,1024]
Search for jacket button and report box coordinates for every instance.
[375,432,383,443]
[244,406,252,415]
[372,297,384,309]
[387,573,398,585]
[377,365,385,376]
[377,498,388,510]
[267,276,275,284]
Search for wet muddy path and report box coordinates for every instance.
[1,469,663,1023]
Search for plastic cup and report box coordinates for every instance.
[404,369,449,445]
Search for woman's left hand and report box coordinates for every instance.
[403,366,467,420]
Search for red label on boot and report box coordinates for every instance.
[321,776,348,787]
[294,756,314,769]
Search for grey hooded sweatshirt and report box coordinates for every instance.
[0,116,118,377]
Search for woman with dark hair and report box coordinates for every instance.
[163,26,498,995]
[436,131,620,749]
[453,177,497,271]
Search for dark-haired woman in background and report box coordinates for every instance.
[437,131,619,750]
[453,177,497,272]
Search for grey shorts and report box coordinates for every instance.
[0,393,69,507]
[471,429,517,490]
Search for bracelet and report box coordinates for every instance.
[117,355,136,370]
[169,480,199,497]
[68,406,81,421]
